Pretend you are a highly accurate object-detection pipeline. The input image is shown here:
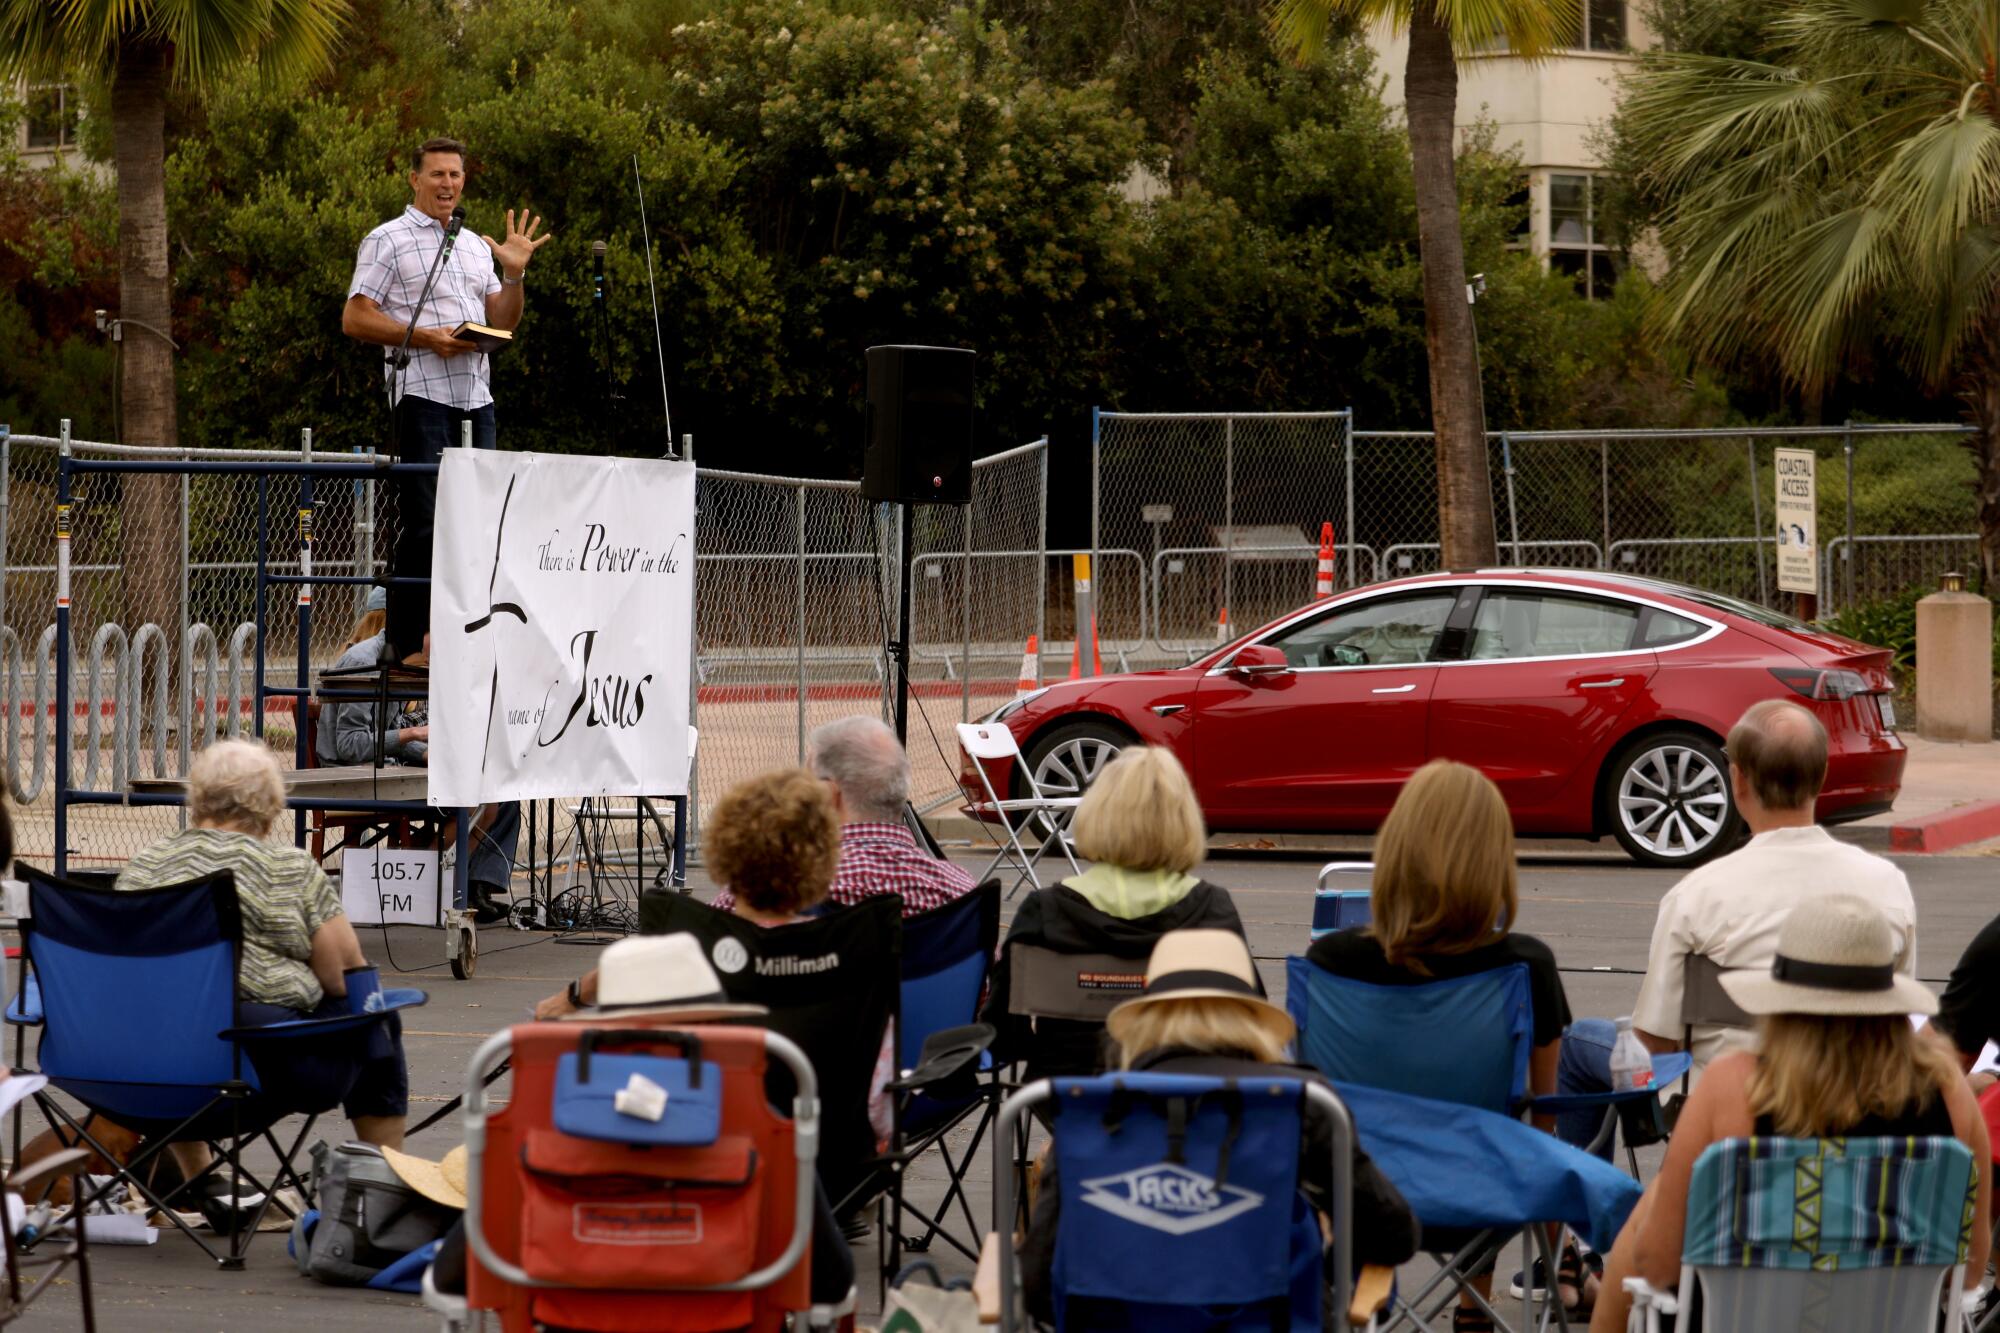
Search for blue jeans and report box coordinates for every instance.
[388,396,497,658]
[468,800,520,892]
[1555,1017,1618,1160]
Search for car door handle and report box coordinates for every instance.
[1370,684,1416,695]
[1578,677,1626,689]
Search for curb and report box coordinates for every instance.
[1887,801,2000,855]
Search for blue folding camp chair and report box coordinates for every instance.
[991,1072,1359,1332]
[877,881,1003,1280]
[1312,861,1373,941]
[8,866,424,1268]
[1286,956,1682,1332]
[1623,1135,1978,1332]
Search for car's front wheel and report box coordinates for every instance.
[1021,720,1130,824]
[1604,730,1741,868]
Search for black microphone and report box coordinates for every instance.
[440,204,466,257]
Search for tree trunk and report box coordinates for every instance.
[111,40,182,640]
[1404,2,1497,569]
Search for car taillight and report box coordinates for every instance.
[1768,667,1869,701]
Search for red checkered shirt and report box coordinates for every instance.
[709,821,976,917]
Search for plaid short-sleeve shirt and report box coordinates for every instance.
[348,205,501,412]
[116,827,345,1011]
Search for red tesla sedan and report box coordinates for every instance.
[961,569,1904,866]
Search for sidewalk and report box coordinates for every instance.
[1844,734,2000,854]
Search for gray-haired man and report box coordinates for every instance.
[709,715,975,917]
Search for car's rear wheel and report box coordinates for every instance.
[1021,720,1130,831]
[1604,730,1740,868]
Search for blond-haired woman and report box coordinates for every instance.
[1306,758,1575,1329]
[1017,930,1421,1323]
[981,745,1248,1081]
[1590,896,1992,1331]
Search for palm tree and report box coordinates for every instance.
[1,0,349,635]
[1619,0,2000,588]
[1269,0,1578,568]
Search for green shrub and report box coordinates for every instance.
[1822,584,1999,683]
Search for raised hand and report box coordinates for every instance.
[482,207,552,277]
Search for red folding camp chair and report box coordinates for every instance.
[458,1020,823,1332]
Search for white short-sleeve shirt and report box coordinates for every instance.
[1630,824,1917,1074]
[348,205,501,411]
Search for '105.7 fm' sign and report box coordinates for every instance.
[340,848,440,925]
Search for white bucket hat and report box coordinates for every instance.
[563,933,767,1023]
[1106,929,1295,1050]
[1720,894,1937,1019]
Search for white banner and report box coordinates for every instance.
[1773,447,1817,596]
[341,848,440,926]
[428,450,694,806]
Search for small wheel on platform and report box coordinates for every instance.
[449,923,478,979]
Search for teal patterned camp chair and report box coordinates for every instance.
[1624,1135,1978,1333]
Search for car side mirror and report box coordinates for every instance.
[1229,644,1291,677]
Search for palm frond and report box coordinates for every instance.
[0,0,83,79]
[251,0,349,86]
[1628,0,2000,391]
[1268,0,1583,63]
[1874,104,2000,281]
[6,0,346,90]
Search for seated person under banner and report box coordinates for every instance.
[114,740,415,1227]
[320,613,518,924]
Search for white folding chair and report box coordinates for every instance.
[955,722,1082,898]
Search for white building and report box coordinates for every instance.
[12,79,82,169]
[1368,0,1647,298]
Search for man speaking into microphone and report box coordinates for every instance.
[341,135,552,659]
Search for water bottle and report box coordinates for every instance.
[1608,1015,1652,1092]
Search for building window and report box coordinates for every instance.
[1577,0,1626,51]
[1547,172,1618,299]
[25,84,79,151]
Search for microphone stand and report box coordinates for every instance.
[387,208,464,455]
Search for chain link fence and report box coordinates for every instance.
[1094,412,1354,659]
[0,428,1049,868]
[1095,416,1982,668]
[2,410,1983,868]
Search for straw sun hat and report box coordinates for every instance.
[561,933,767,1023]
[1106,929,1295,1050]
[379,1143,469,1210]
[1720,894,1937,1019]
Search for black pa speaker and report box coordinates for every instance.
[861,345,974,505]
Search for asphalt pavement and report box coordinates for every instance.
[12,844,1999,1330]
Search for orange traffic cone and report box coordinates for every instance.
[1316,522,1335,599]
[1016,635,1040,696]
[1068,618,1103,679]
[1214,606,1230,644]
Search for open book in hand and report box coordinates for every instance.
[451,322,513,354]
